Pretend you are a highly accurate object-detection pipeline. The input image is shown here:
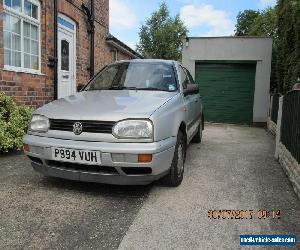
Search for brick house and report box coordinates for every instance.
[0,0,141,107]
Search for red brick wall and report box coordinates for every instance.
[0,0,134,108]
[0,0,53,106]
[118,50,134,61]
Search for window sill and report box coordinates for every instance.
[3,66,45,76]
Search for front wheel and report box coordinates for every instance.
[162,131,185,187]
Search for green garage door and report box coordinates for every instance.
[195,62,256,125]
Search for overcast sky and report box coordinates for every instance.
[109,0,276,50]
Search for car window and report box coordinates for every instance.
[85,62,178,92]
[87,65,119,90]
[180,66,189,89]
[184,68,195,84]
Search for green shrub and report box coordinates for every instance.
[0,92,33,152]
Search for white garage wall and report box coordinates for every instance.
[182,37,273,123]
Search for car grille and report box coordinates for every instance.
[47,160,119,174]
[49,119,115,134]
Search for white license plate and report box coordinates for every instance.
[51,148,101,165]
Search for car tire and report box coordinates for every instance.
[162,131,185,187]
[192,119,202,143]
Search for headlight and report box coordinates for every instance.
[112,119,153,139]
[29,115,49,132]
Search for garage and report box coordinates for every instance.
[195,62,256,124]
[182,37,273,125]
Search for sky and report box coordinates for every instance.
[109,0,277,51]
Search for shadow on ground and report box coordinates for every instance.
[0,153,151,250]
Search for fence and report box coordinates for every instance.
[269,90,300,199]
[280,91,300,163]
[267,93,281,135]
[271,93,281,124]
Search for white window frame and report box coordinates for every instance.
[3,0,41,74]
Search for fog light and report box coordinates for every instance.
[23,144,30,153]
[138,154,152,163]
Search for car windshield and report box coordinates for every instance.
[84,62,178,92]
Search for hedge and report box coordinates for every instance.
[0,92,33,152]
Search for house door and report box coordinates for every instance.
[57,15,76,99]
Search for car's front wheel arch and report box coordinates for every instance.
[161,130,185,187]
[178,122,187,159]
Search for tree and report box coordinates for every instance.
[249,8,277,38]
[276,0,300,93]
[248,7,278,91]
[235,1,300,93]
[236,8,278,90]
[137,3,188,61]
[235,10,260,36]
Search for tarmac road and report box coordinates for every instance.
[0,153,150,249]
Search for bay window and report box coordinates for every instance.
[3,0,40,73]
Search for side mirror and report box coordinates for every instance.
[183,84,199,96]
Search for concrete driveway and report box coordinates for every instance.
[0,124,299,249]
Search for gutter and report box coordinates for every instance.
[90,0,95,77]
[82,0,95,78]
[53,0,58,99]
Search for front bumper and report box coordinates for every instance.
[23,134,176,185]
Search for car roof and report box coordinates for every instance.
[116,59,178,65]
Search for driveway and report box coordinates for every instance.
[0,124,299,249]
[0,154,150,249]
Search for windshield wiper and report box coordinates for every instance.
[108,86,170,91]
[122,86,139,90]
[108,86,138,90]
[137,87,170,91]
[122,87,169,91]
[86,86,136,91]
[109,85,123,90]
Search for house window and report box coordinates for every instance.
[3,0,41,73]
[113,50,118,62]
[61,39,69,71]
[58,16,75,31]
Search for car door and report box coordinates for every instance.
[182,67,201,140]
[184,67,202,123]
[179,66,194,139]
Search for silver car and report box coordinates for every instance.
[23,59,203,186]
